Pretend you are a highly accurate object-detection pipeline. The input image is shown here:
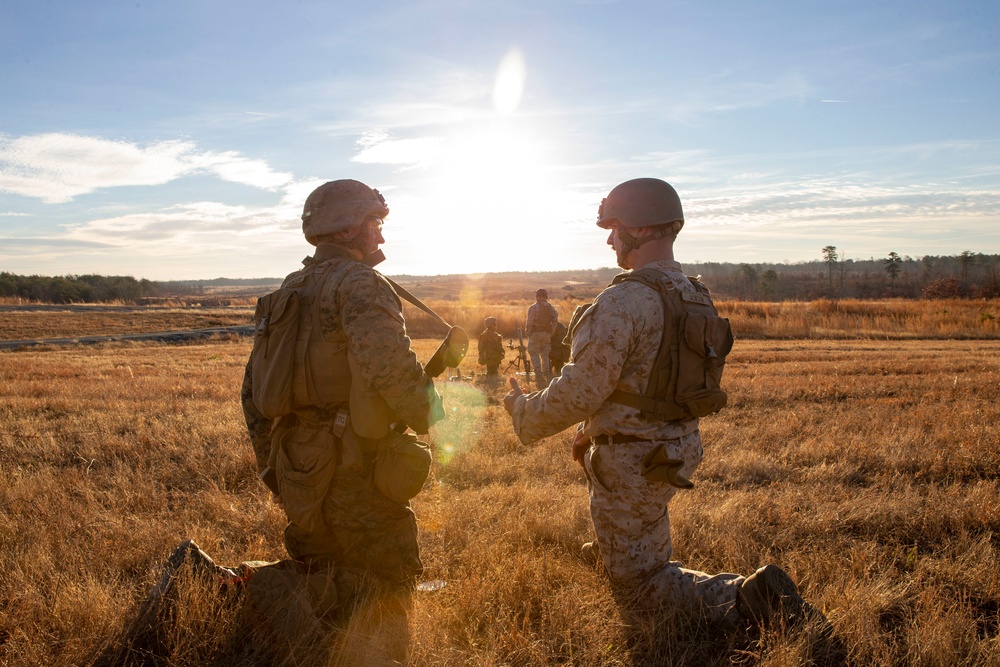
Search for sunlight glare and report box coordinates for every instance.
[493,48,526,114]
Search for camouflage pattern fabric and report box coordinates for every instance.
[511,260,700,445]
[240,242,441,657]
[526,331,552,384]
[525,299,558,383]
[525,300,558,335]
[477,328,505,373]
[583,431,743,624]
[242,243,442,469]
[511,260,743,622]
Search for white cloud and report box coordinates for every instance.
[65,200,301,248]
[351,135,443,166]
[0,133,293,203]
[190,151,293,189]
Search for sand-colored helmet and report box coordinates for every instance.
[301,179,389,245]
[596,178,684,232]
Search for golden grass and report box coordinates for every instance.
[2,336,1000,665]
[0,307,252,341]
[3,298,998,344]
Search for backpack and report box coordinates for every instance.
[605,269,733,421]
[250,262,351,420]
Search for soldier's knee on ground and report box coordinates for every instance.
[247,561,340,649]
[336,583,412,667]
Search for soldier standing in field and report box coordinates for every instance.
[503,178,819,630]
[524,288,558,387]
[477,316,505,380]
[237,179,445,663]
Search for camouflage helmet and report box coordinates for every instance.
[535,288,548,299]
[596,178,684,233]
[484,316,497,328]
[301,179,389,245]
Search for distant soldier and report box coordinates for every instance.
[548,320,570,377]
[477,316,505,379]
[524,288,558,387]
[504,178,823,631]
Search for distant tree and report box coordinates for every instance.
[760,269,778,300]
[822,246,838,291]
[922,277,962,299]
[959,250,975,283]
[738,263,758,298]
[884,251,902,287]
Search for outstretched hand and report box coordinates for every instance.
[503,376,523,416]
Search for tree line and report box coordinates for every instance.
[0,273,197,304]
[687,251,1000,301]
[2,251,998,304]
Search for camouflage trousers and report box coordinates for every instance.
[284,461,422,583]
[583,430,744,625]
[526,332,551,382]
[254,462,422,664]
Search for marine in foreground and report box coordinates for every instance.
[504,177,829,635]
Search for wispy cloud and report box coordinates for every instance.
[0,133,293,203]
[351,134,443,166]
[65,200,300,247]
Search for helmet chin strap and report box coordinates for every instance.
[615,222,681,268]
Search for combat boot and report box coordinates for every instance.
[138,539,242,622]
[736,564,809,626]
[580,540,601,566]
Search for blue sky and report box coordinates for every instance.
[1,0,998,280]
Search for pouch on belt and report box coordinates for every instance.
[640,442,694,489]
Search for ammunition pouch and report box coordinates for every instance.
[269,422,339,533]
[373,430,432,504]
[640,442,693,489]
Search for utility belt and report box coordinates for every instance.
[590,433,646,445]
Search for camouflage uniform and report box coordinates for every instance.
[477,327,505,377]
[525,299,558,384]
[510,259,744,625]
[241,243,443,659]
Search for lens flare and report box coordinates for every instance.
[492,47,526,114]
[431,382,486,466]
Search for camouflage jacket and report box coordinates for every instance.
[241,244,443,470]
[525,300,558,335]
[510,259,701,445]
[477,329,505,365]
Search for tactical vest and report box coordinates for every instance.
[605,269,733,422]
[528,301,556,333]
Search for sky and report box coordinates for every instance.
[1,0,998,280]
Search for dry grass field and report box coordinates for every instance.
[3,297,998,344]
[0,306,253,341]
[1,303,1000,666]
